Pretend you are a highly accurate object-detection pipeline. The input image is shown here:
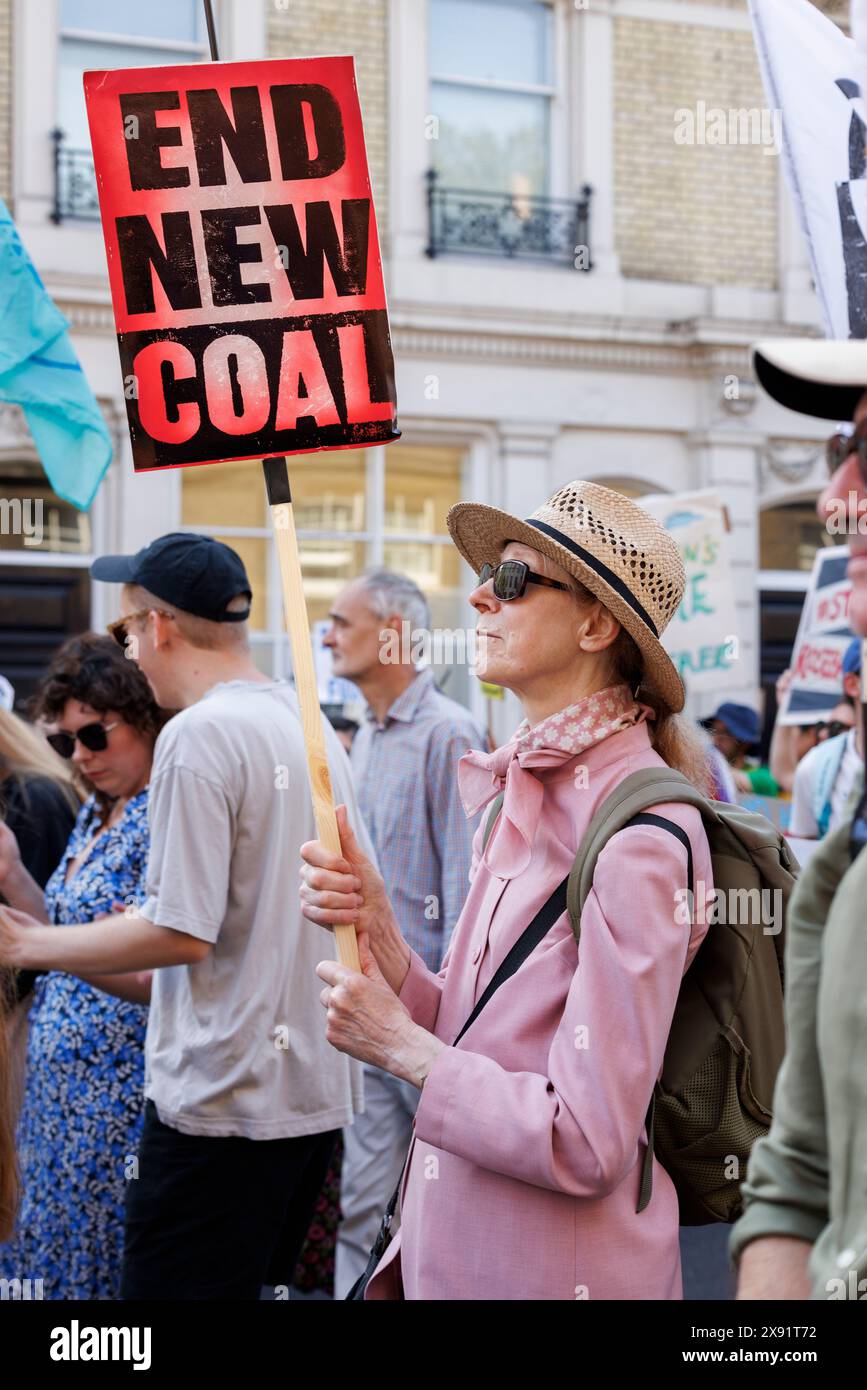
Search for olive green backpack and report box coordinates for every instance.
[482,767,799,1224]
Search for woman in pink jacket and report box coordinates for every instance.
[301,481,715,1300]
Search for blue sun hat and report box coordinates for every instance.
[703,702,762,748]
[842,638,862,678]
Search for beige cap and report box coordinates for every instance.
[448,480,686,712]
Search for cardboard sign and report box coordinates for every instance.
[84,57,399,471]
[641,490,743,693]
[778,546,853,725]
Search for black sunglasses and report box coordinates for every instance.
[827,421,867,485]
[45,721,119,759]
[478,560,569,602]
[107,607,174,650]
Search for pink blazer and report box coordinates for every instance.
[365,720,713,1301]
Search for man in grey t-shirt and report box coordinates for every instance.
[0,532,370,1299]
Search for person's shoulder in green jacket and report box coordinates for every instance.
[730,771,866,1298]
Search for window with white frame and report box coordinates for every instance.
[429,0,555,197]
[0,462,92,554]
[180,445,476,709]
[57,0,209,151]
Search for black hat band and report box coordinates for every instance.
[524,519,660,638]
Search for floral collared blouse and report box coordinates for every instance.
[0,790,150,1300]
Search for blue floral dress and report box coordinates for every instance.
[0,791,150,1300]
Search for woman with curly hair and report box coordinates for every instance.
[0,634,168,1299]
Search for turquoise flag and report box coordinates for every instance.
[0,199,112,511]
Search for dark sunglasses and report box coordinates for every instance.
[827,421,867,484]
[478,560,569,602]
[45,721,119,759]
[107,606,174,650]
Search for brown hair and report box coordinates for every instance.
[0,706,80,818]
[572,578,715,796]
[31,633,169,815]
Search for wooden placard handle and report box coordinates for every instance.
[263,457,360,973]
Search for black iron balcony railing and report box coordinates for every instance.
[50,129,100,224]
[426,169,592,268]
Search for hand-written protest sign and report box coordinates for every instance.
[778,546,853,725]
[641,490,743,693]
[84,57,399,471]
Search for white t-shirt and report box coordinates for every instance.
[140,678,372,1139]
[788,728,862,839]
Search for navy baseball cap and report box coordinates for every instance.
[703,702,762,747]
[91,532,252,623]
[842,637,863,678]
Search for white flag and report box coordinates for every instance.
[750,0,867,338]
[853,0,867,93]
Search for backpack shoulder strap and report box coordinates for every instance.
[566,768,711,940]
[627,812,694,896]
[562,768,709,1217]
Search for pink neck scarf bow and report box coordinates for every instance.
[459,683,654,879]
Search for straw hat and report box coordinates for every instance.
[447,480,686,712]
[753,339,867,420]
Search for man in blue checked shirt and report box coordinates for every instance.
[323,568,485,1297]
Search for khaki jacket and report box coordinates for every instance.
[730,771,867,1299]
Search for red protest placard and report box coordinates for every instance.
[84,57,399,472]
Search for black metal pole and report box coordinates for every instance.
[203,0,220,61]
[425,167,437,259]
[200,0,294,501]
[50,128,63,225]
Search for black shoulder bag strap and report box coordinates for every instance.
[346,871,570,1299]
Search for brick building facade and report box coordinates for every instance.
[0,0,848,735]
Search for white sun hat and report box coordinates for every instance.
[753,339,867,421]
